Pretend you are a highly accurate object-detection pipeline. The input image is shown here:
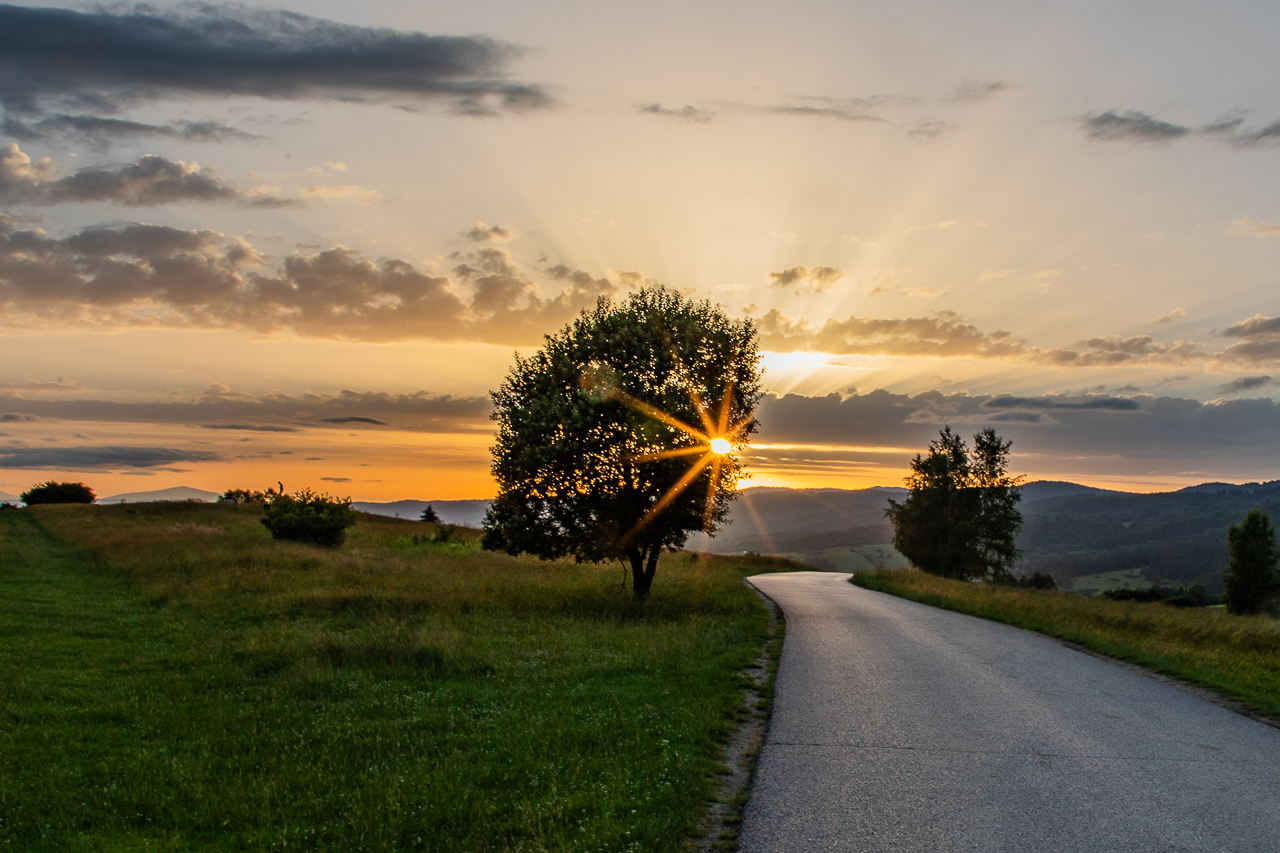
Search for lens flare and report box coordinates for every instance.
[709,438,731,454]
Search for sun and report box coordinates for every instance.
[709,437,731,454]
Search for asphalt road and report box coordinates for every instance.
[739,572,1280,852]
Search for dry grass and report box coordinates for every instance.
[853,569,1280,720]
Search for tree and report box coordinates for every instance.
[420,505,441,523]
[482,287,761,599]
[21,481,96,505]
[1221,508,1279,615]
[885,426,1024,581]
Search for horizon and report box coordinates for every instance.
[3,1,1280,499]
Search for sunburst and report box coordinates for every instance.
[594,376,753,540]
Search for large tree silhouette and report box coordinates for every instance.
[482,287,761,599]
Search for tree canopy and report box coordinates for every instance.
[1221,508,1279,615]
[885,426,1024,581]
[482,287,761,598]
[21,481,96,505]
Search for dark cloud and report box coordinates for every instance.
[1081,110,1191,142]
[319,416,388,426]
[983,395,1141,411]
[3,113,255,146]
[0,445,221,470]
[0,220,617,343]
[1,144,292,207]
[0,386,490,433]
[0,3,550,121]
[907,121,953,138]
[950,79,1014,102]
[753,389,1280,483]
[0,412,38,422]
[200,423,299,432]
[464,222,516,242]
[638,103,714,123]
[320,476,352,482]
[1215,314,1280,366]
[756,308,1207,367]
[767,265,846,295]
[1218,376,1275,394]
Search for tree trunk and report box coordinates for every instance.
[629,544,660,600]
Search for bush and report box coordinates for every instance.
[1101,584,1219,607]
[216,485,280,505]
[20,481,96,505]
[1222,508,1279,615]
[260,488,357,547]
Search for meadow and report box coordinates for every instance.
[853,569,1280,720]
[0,502,793,852]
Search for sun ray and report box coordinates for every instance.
[629,445,708,463]
[717,378,734,436]
[606,385,709,442]
[625,452,716,541]
[703,454,723,530]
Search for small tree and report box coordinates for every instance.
[885,426,1024,581]
[21,481,96,505]
[217,486,280,505]
[420,505,441,523]
[1221,508,1279,615]
[261,488,358,547]
[483,287,761,599]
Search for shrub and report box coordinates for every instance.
[260,488,357,547]
[21,481,96,505]
[216,485,281,505]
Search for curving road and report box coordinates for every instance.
[740,572,1280,852]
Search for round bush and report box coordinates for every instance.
[21,481,96,505]
[261,488,357,547]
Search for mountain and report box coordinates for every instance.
[688,486,907,554]
[353,499,492,527]
[0,491,19,503]
[1019,480,1121,503]
[98,486,221,504]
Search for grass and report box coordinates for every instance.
[0,502,796,852]
[781,544,908,573]
[852,569,1280,721]
[1066,567,1148,594]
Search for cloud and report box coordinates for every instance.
[1226,216,1280,236]
[1203,117,1280,148]
[0,144,293,207]
[0,387,491,434]
[2,113,256,146]
[752,389,1280,482]
[637,103,714,123]
[1218,375,1275,394]
[0,220,618,343]
[950,79,1015,102]
[904,219,956,234]
[1081,110,1191,142]
[1223,314,1280,338]
[1155,307,1185,323]
[979,268,1015,281]
[0,4,550,121]
[982,395,1141,412]
[319,416,389,426]
[767,265,846,295]
[0,445,222,470]
[756,308,1205,366]
[464,222,517,242]
[906,120,953,138]
[320,476,352,483]
[297,185,384,205]
[199,423,299,432]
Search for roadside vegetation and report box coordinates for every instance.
[0,501,793,851]
[852,569,1280,720]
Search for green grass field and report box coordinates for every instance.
[853,569,1280,720]
[1067,567,1149,594]
[781,544,909,574]
[0,502,793,852]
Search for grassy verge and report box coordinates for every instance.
[0,502,797,852]
[852,569,1280,721]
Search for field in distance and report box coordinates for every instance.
[0,502,795,852]
[781,544,910,573]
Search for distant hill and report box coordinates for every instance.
[98,486,221,504]
[1019,480,1121,503]
[0,491,18,503]
[353,499,492,527]
[688,486,907,554]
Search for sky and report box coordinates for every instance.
[2,0,1280,500]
